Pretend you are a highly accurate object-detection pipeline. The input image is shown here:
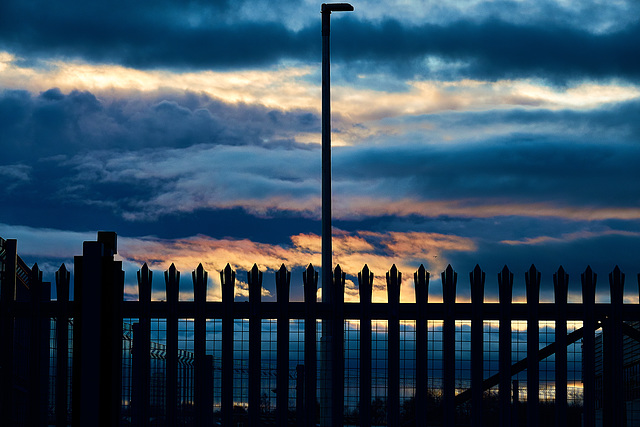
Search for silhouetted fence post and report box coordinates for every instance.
[387,264,401,427]
[165,264,180,427]
[132,322,149,427]
[73,231,122,427]
[55,264,70,427]
[133,263,152,427]
[28,263,50,427]
[331,265,345,427]
[442,264,457,427]
[604,266,625,426]
[581,266,596,427]
[220,264,234,427]
[303,264,318,427]
[248,264,262,426]
[498,266,513,427]
[0,239,17,425]
[414,265,429,426]
[553,266,568,427]
[470,265,485,427]
[525,265,540,427]
[276,264,291,426]
[358,264,373,427]
[194,264,208,426]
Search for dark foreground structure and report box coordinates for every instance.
[1,232,639,426]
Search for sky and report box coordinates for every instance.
[1,0,640,304]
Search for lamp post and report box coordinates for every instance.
[321,3,353,427]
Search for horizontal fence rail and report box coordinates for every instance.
[1,232,639,427]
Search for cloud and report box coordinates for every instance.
[48,139,640,223]
[0,164,31,191]
[3,88,640,226]
[501,229,640,246]
[95,229,473,303]
[0,223,94,258]
[3,222,639,305]
[2,1,640,82]
[0,88,319,164]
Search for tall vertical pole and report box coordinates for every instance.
[321,7,332,306]
[320,6,353,426]
[321,8,333,426]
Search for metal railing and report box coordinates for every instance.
[0,232,638,427]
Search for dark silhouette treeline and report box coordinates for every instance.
[1,232,639,426]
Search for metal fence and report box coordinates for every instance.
[1,232,639,427]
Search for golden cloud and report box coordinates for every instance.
[118,229,476,303]
[2,51,638,136]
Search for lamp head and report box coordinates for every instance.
[322,3,354,13]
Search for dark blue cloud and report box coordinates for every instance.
[422,99,640,140]
[331,17,640,83]
[0,88,320,163]
[0,88,322,238]
[335,133,640,209]
[1,1,639,82]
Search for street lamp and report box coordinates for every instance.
[321,2,353,307]
[321,4,353,427]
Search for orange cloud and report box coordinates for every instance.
[118,230,476,303]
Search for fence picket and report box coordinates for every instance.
[498,265,514,427]
[525,264,541,427]
[219,264,233,427]
[581,266,597,427]
[276,264,291,426]
[387,264,401,427]
[133,263,151,427]
[28,264,50,427]
[164,263,180,427]
[553,266,568,427]
[331,265,346,427]
[414,264,430,426]
[358,264,373,427]
[470,264,485,427]
[442,264,457,427]
[605,266,625,426]
[248,264,262,427]
[55,263,70,427]
[302,264,318,427]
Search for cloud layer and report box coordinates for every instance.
[2,1,640,83]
